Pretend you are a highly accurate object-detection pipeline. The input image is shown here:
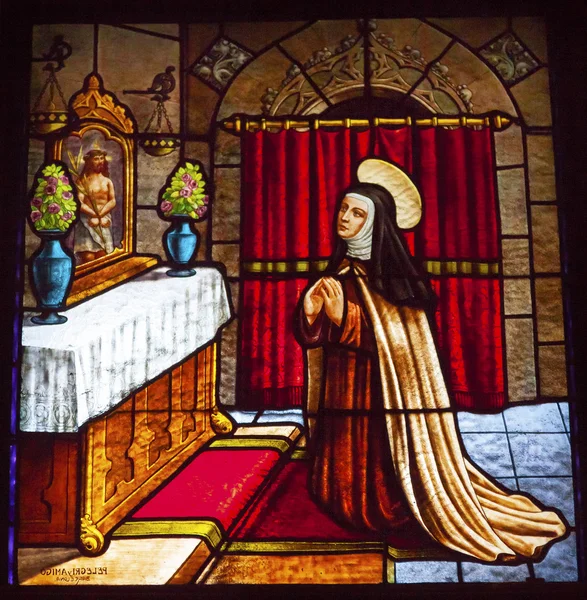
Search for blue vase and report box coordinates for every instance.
[31,232,74,325]
[163,217,198,277]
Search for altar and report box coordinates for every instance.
[18,266,233,554]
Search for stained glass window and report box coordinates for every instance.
[2,6,586,592]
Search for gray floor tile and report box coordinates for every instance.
[496,477,519,491]
[394,560,459,584]
[509,433,572,476]
[461,561,530,582]
[457,412,506,433]
[534,533,578,582]
[558,402,570,432]
[461,433,514,477]
[226,410,258,424]
[516,477,575,526]
[257,410,304,425]
[503,403,565,433]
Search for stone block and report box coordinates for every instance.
[212,168,241,241]
[27,139,45,192]
[512,17,548,63]
[503,402,565,432]
[280,20,362,65]
[31,25,94,109]
[136,150,181,206]
[457,411,506,433]
[496,477,518,491]
[98,25,180,132]
[186,24,219,64]
[509,432,571,476]
[511,68,552,127]
[535,278,565,342]
[184,142,211,174]
[224,21,308,53]
[373,19,452,65]
[558,402,570,431]
[427,17,507,48]
[226,410,258,424]
[217,48,294,121]
[517,476,575,526]
[395,560,459,584]
[527,135,556,201]
[466,70,517,116]
[533,533,578,582]
[505,318,536,402]
[126,24,179,37]
[229,281,239,313]
[460,433,514,477]
[531,205,561,273]
[497,169,528,235]
[135,209,167,258]
[501,238,530,276]
[219,318,238,406]
[539,345,568,397]
[211,243,240,277]
[494,124,524,167]
[461,562,530,582]
[258,411,304,426]
[503,278,532,315]
[215,129,241,165]
[186,76,220,136]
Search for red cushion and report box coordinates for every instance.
[132,449,281,530]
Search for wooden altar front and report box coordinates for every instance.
[17,267,233,554]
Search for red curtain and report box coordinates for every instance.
[239,126,504,410]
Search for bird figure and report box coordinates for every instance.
[32,35,72,72]
[123,66,176,102]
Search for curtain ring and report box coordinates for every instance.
[313,119,320,130]
[495,115,502,130]
[345,118,351,128]
[373,117,380,127]
[460,116,467,127]
[432,116,438,127]
[405,116,412,127]
[245,119,250,132]
[235,117,241,133]
[284,119,290,130]
[261,118,267,131]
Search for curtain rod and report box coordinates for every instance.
[221,115,515,133]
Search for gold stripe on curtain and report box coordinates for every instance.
[242,259,500,275]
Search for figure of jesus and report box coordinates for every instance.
[74,149,116,264]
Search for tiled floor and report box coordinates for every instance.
[18,403,577,585]
[227,401,578,583]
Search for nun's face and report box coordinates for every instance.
[337,196,369,239]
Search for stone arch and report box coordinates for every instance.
[215,18,518,124]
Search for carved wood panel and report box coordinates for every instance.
[18,434,79,544]
[19,343,220,550]
[81,344,217,552]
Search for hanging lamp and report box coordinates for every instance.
[124,66,180,157]
[30,36,73,135]
[140,100,180,156]
[30,64,70,135]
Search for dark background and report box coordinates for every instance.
[2,0,586,598]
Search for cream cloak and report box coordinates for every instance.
[306,263,566,561]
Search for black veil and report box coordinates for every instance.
[327,182,437,313]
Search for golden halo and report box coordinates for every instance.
[357,158,422,229]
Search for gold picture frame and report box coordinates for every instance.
[51,73,157,304]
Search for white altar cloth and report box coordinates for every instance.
[20,267,232,433]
